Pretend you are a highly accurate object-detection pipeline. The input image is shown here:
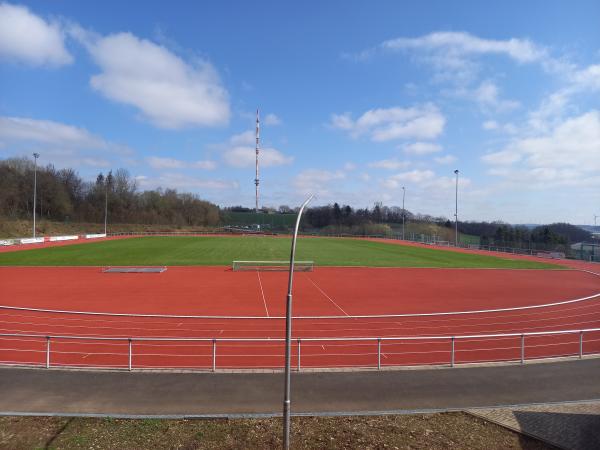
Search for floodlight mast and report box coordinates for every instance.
[402,186,406,240]
[454,169,459,246]
[32,153,40,238]
[283,193,315,450]
[255,109,260,213]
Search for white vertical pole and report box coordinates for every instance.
[32,153,40,238]
[402,187,406,240]
[212,339,217,372]
[297,338,301,371]
[283,194,314,450]
[377,338,381,370]
[451,336,455,367]
[579,331,584,359]
[46,336,50,368]
[454,169,459,246]
[128,338,132,371]
[520,334,525,364]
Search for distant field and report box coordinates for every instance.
[0,236,559,269]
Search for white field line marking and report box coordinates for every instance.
[306,276,350,317]
[0,269,597,320]
[256,270,269,317]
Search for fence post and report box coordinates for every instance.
[520,334,525,364]
[128,338,132,371]
[297,338,301,371]
[579,331,584,359]
[451,337,455,367]
[377,338,381,370]
[46,336,50,369]
[212,339,217,372]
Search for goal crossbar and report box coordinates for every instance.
[232,260,314,272]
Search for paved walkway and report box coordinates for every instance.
[0,358,599,417]
[469,400,600,450]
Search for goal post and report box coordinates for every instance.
[232,260,314,272]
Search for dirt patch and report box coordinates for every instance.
[0,412,553,450]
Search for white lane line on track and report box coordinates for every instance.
[0,269,597,320]
[1,291,599,320]
[256,270,269,318]
[306,276,350,317]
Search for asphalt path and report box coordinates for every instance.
[1,359,599,418]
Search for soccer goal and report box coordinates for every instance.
[232,260,314,272]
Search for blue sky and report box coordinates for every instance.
[0,1,599,223]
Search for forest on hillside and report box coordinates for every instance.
[1,158,593,250]
[0,158,220,226]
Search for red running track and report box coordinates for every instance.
[0,265,599,370]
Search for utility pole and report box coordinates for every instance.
[32,153,40,238]
[402,186,406,240]
[454,169,459,246]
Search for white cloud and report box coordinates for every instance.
[434,155,457,165]
[223,146,292,168]
[472,80,520,112]
[483,110,600,186]
[483,120,499,130]
[136,173,238,191]
[293,169,346,193]
[0,116,133,169]
[342,162,357,171]
[380,31,546,63]
[264,113,281,125]
[0,3,72,66]
[80,32,230,129]
[368,158,411,170]
[384,169,436,188]
[146,156,216,170]
[0,116,104,148]
[330,104,445,142]
[402,141,442,155]
[229,130,254,146]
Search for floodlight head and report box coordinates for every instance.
[454,169,459,174]
[33,153,40,159]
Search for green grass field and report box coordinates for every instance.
[0,236,560,269]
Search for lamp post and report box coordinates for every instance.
[454,169,459,246]
[32,153,40,238]
[283,193,314,450]
[104,175,109,235]
[402,186,406,240]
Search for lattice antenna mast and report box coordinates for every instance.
[255,109,260,213]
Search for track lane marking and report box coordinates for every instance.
[306,276,350,317]
[256,271,270,318]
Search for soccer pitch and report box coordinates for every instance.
[0,236,560,269]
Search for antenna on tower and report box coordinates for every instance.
[255,109,260,213]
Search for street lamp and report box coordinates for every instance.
[402,186,406,240]
[104,174,110,235]
[32,153,40,238]
[283,193,314,450]
[454,169,459,246]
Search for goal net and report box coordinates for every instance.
[232,260,314,272]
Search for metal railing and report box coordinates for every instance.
[0,327,598,372]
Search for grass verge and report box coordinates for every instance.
[0,413,552,450]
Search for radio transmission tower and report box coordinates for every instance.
[255,109,260,213]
